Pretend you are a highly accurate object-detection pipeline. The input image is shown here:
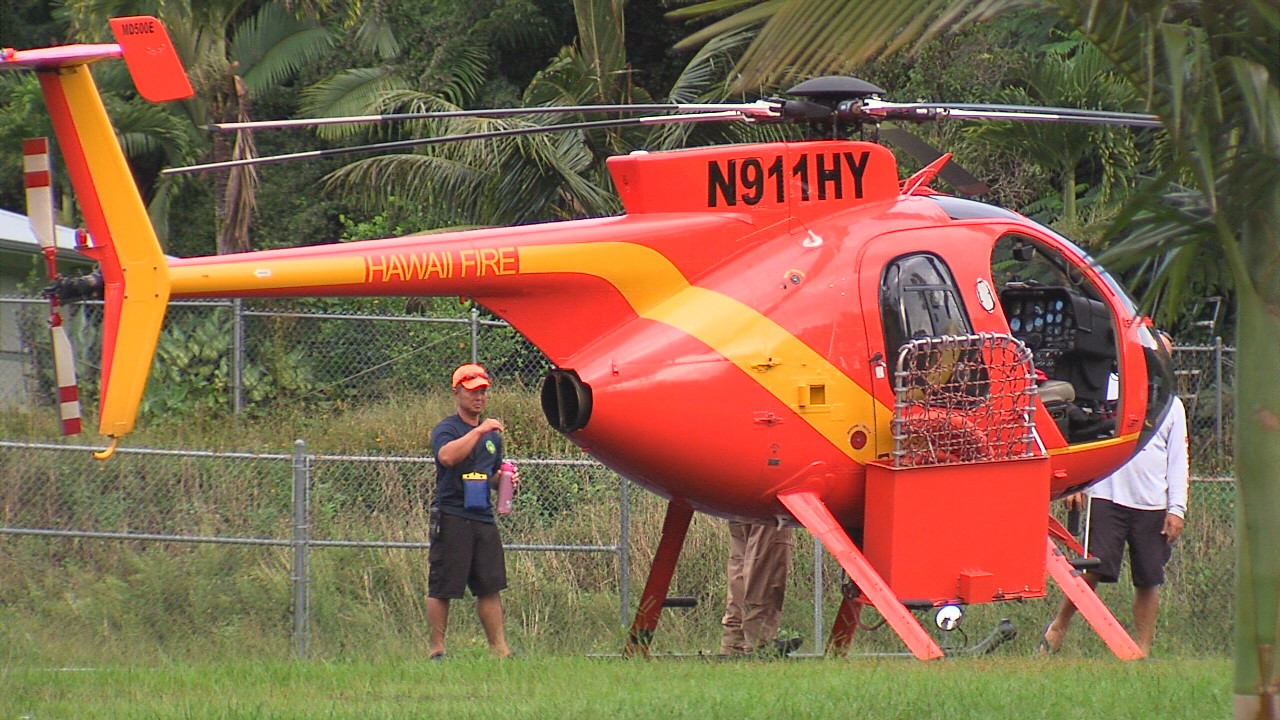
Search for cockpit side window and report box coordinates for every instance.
[881,253,972,354]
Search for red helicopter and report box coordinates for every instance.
[3,16,1176,661]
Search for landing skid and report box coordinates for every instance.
[621,500,1141,661]
[837,618,1019,659]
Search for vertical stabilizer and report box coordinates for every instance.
[36,60,173,442]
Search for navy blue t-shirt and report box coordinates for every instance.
[431,413,503,523]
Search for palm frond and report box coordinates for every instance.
[524,50,601,107]
[231,2,336,96]
[572,0,628,103]
[298,68,413,141]
[665,27,759,103]
[429,44,492,107]
[354,13,400,60]
[671,0,1020,90]
[322,107,618,227]
[671,1,783,53]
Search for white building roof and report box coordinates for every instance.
[0,207,80,251]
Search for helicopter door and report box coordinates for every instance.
[864,251,975,457]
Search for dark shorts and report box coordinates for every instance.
[1086,497,1173,587]
[428,512,507,599]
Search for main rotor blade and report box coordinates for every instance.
[879,128,991,196]
[850,100,1162,128]
[204,102,779,132]
[162,111,750,176]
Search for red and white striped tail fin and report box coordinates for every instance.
[25,136,82,435]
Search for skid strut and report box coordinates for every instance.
[1044,535,1144,660]
[624,500,693,657]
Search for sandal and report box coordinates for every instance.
[1037,622,1063,654]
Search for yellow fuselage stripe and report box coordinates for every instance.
[519,243,889,460]
[1048,432,1141,455]
[166,238,890,460]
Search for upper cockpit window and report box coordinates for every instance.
[881,253,972,354]
[991,235,1104,301]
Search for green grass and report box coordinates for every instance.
[0,387,1238,710]
[0,655,1229,719]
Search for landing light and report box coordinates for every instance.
[935,605,963,631]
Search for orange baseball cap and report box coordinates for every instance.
[452,363,490,390]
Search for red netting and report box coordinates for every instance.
[891,333,1037,468]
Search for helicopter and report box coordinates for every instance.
[2,16,1178,661]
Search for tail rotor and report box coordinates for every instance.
[24,137,82,435]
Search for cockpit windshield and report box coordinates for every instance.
[928,195,1137,314]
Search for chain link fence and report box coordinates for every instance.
[0,440,633,659]
[1171,339,1235,477]
[1,296,553,421]
[0,294,1239,659]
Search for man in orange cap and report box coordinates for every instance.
[427,363,518,659]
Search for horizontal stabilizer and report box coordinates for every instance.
[109,17,193,103]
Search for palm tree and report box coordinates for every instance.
[962,36,1142,231]
[1073,9,1277,715]
[314,0,787,228]
[671,2,1277,714]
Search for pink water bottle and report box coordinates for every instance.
[496,461,516,515]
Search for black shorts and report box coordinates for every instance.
[428,512,507,599]
[1086,497,1173,587]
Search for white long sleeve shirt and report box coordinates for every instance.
[1088,395,1189,518]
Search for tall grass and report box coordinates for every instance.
[1,388,1235,665]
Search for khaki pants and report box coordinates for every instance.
[720,519,793,655]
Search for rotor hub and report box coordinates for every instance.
[782,76,886,138]
[786,76,885,103]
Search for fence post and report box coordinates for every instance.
[619,474,630,627]
[231,299,243,417]
[291,438,311,658]
[813,535,824,655]
[470,306,479,363]
[1214,335,1224,465]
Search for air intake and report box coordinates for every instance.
[541,369,593,434]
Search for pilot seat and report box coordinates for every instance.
[1036,378,1076,440]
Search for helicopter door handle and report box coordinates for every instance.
[753,412,783,425]
[750,358,781,372]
